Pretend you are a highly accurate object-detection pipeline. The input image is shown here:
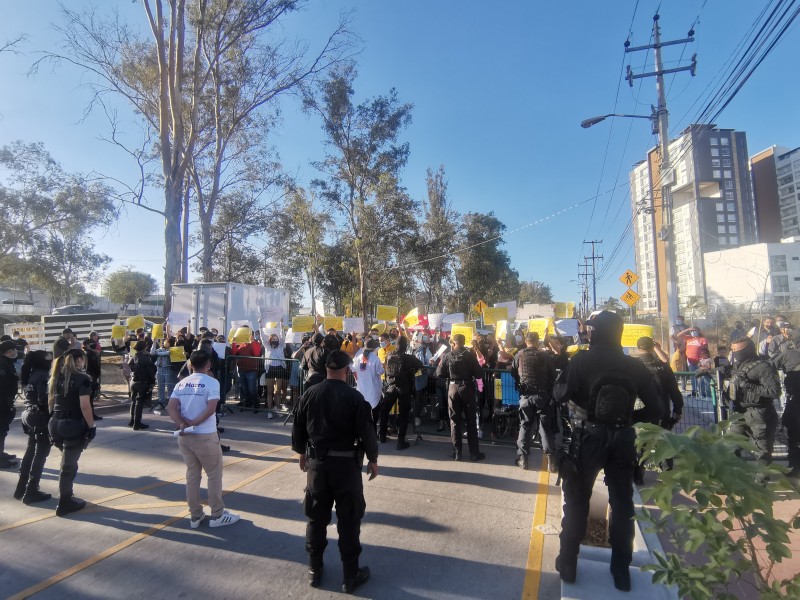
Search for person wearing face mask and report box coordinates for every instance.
[264,333,289,419]
[724,338,780,476]
[770,328,800,481]
[411,333,433,428]
[680,327,708,396]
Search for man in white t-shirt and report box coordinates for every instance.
[350,339,384,427]
[168,351,239,529]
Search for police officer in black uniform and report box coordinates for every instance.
[380,336,424,451]
[435,333,485,462]
[301,333,338,388]
[771,327,800,481]
[725,337,780,469]
[0,339,20,469]
[554,311,662,591]
[48,348,97,517]
[511,331,558,472]
[14,350,54,503]
[292,350,379,594]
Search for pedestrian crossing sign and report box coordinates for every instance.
[619,269,639,287]
[620,289,641,307]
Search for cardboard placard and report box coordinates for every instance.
[376,305,398,322]
[151,324,164,340]
[403,308,420,327]
[212,342,228,358]
[292,316,316,332]
[482,306,508,326]
[111,325,127,339]
[427,313,445,330]
[442,313,464,325]
[167,311,190,326]
[260,305,283,324]
[554,302,576,319]
[621,324,654,348]
[169,347,186,363]
[323,316,344,332]
[126,315,145,330]
[450,323,476,347]
[496,320,509,341]
[528,318,554,339]
[343,317,363,333]
[493,301,517,320]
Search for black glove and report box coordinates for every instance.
[83,426,97,449]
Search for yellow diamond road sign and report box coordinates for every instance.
[619,269,639,287]
[620,289,641,307]
[474,300,488,313]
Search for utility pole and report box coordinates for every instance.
[583,240,603,310]
[626,14,696,335]
[578,261,592,317]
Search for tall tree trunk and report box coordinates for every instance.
[164,180,183,316]
[182,184,190,282]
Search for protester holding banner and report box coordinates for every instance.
[263,332,289,419]
[231,327,263,411]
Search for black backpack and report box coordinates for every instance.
[448,350,470,381]
[517,348,552,397]
[589,373,636,426]
[132,354,155,384]
[385,353,403,378]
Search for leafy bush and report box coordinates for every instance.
[635,421,800,600]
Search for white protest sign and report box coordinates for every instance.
[343,317,363,333]
[260,305,283,324]
[261,327,282,341]
[428,313,445,330]
[212,342,228,358]
[167,311,191,325]
[494,301,517,320]
[555,319,580,339]
[432,343,448,361]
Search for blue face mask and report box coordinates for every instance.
[380,341,388,349]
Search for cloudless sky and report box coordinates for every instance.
[1,1,798,308]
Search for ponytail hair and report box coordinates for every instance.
[48,349,86,411]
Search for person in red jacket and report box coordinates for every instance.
[231,328,263,410]
[680,326,708,397]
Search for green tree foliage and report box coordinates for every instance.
[453,211,520,314]
[106,268,158,308]
[0,141,116,306]
[518,280,554,305]
[636,421,800,600]
[306,66,415,331]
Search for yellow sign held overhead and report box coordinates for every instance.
[126,315,145,330]
[292,316,316,332]
[474,300,488,313]
[554,302,576,318]
[482,306,508,326]
[528,318,555,339]
[620,289,641,307]
[111,325,127,339]
[151,324,164,340]
[169,346,187,363]
[451,323,476,347]
[620,324,654,348]
[376,305,398,322]
[323,316,343,332]
[619,269,639,287]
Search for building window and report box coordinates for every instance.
[725,181,734,189]
[721,148,731,156]
[778,164,793,176]
[727,213,736,222]
[723,158,732,167]
[728,224,737,233]
[713,169,721,178]
[771,255,788,271]
[712,159,720,167]
[779,185,795,198]
[778,175,794,186]
[718,224,727,233]
[716,202,724,211]
[711,148,720,157]
[727,202,735,211]
[780,205,797,217]
[726,191,734,200]
[717,214,725,223]
[784,217,799,227]
[773,275,790,293]
[710,138,718,145]
[729,235,738,245]
[724,170,732,179]
[787,227,800,236]
[719,236,727,245]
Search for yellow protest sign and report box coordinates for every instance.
[621,324,654,348]
[233,326,252,343]
[170,346,186,363]
[151,324,164,339]
[126,315,145,330]
[403,308,420,327]
[482,306,508,326]
[554,302,576,318]
[129,344,138,356]
[228,328,236,342]
[323,316,343,332]
[496,320,509,340]
[451,323,476,347]
[370,322,387,334]
[265,322,279,329]
[292,316,316,332]
[528,318,554,339]
[111,325,126,339]
[376,305,398,322]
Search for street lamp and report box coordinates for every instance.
[580,110,659,135]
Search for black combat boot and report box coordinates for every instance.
[342,566,370,594]
[14,476,26,500]
[56,496,86,517]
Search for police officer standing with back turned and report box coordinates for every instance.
[771,326,800,481]
[436,333,485,462]
[554,311,662,591]
[292,350,379,594]
[511,331,558,472]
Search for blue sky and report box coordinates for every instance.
[1,1,799,308]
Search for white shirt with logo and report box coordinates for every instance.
[350,350,384,408]
[170,372,220,434]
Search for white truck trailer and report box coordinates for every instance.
[169,283,289,334]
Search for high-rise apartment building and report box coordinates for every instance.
[751,145,800,242]
[630,124,757,314]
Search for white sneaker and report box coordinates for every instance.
[190,515,205,529]
[266,412,274,420]
[209,510,240,528]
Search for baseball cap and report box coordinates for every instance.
[326,350,352,370]
[637,336,656,350]
[0,340,16,354]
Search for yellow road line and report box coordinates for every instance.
[521,455,551,600]
[0,445,292,534]
[8,458,293,600]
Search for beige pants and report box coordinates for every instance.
[178,432,224,520]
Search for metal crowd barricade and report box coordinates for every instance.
[671,370,720,432]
